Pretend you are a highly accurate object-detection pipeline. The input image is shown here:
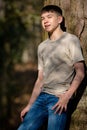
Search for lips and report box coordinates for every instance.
[45,24,50,28]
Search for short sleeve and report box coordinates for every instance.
[69,36,84,64]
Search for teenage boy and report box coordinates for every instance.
[17,5,85,130]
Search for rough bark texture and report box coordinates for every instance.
[44,0,87,65]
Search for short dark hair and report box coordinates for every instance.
[41,5,62,16]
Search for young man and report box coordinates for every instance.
[17,5,85,130]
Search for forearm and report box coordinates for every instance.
[28,79,43,107]
[20,71,43,121]
[65,63,85,99]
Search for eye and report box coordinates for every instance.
[41,17,44,21]
[47,15,52,18]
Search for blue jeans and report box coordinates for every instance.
[17,92,67,130]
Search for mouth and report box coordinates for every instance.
[44,24,50,29]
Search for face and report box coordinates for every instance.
[41,11,62,33]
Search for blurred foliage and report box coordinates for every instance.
[0,0,44,129]
[0,0,43,67]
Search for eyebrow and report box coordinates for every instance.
[41,13,53,19]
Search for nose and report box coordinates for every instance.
[43,18,48,24]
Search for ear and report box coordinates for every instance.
[58,16,63,24]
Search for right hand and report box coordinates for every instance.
[20,105,31,122]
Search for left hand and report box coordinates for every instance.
[52,93,70,115]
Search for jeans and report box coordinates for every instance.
[17,92,67,130]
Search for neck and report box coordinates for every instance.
[48,27,64,41]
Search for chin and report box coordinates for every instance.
[44,27,52,32]
[45,29,53,33]
[47,30,53,33]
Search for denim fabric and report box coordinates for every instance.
[17,92,67,130]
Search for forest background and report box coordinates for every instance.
[0,0,87,130]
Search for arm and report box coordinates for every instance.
[20,70,43,121]
[52,61,85,114]
[64,62,85,97]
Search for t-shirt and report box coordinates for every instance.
[38,32,84,95]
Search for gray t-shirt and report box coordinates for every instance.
[38,32,84,95]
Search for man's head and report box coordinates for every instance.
[41,5,62,16]
[41,5,66,32]
[40,5,64,33]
